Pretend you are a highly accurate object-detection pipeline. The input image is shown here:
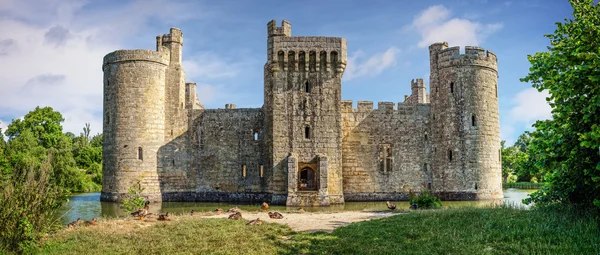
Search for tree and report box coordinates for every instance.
[5,107,65,148]
[521,0,600,208]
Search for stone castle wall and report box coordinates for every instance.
[101,21,503,205]
[341,101,432,200]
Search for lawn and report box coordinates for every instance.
[40,205,600,255]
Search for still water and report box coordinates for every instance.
[58,188,536,225]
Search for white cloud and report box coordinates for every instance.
[0,0,235,135]
[183,53,241,81]
[344,47,400,81]
[410,5,503,48]
[501,88,552,145]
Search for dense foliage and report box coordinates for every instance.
[0,106,103,192]
[120,181,147,214]
[501,132,544,183]
[409,189,443,209]
[520,0,600,208]
[0,158,69,254]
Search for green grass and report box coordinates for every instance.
[40,205,600,255]
[503,182,544,189]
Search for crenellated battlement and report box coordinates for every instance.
[161,28,183,45]
[268,20,291,37]
[341,100,430,115]
[437,45,497,71]
[102,49,169,70]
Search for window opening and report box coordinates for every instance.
[379,144,393,172]
[304,81,310,93]
[472,114,477,127]
[305,126,310,139]
[450,82,454,93]
[260,165,264,178]
[242,165,247,177]
[138,147,143,160]
[448,150,453,161]
[253,130,259,141]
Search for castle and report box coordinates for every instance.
[101,20,503,206]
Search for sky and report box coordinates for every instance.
[0,0,576,144]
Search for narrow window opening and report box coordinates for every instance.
[305,126,310,139]
[171,129,173,136]
[304,81,310,93]
[138,147,143,160]
[450,82,454,93]
[106,113,110,125]
[107,80,110,87]
[253,130,259,141]
[427,182,432,190]
[472,114,477,127]
[320,51,327,71]
[172,159,175,166]
[181,102,184,109]
[259,165,264,178]
[309,51,316,72]
[448,150,453,161]
[330,51,338,71]
[424,134,428,141]
[475,183,478,190]
[299,51,306,71]
[495,84,498,98]
[242,165,247,177]
[379,144,393,172]
[277,50,285,70]
[424,163,428,171]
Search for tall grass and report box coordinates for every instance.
[0,156,69,254]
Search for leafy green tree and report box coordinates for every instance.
[5,107,65,148]
[521,0,600,208]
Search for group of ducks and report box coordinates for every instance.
[131,201,172,221]
[215,202,286,226]
[66,217,99,228]
[386,201,419,210]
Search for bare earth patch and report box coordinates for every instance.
[201,210,400,232]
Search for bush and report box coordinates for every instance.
[0,157,68,254]
[120,181,147,214]
[409,189,442,209]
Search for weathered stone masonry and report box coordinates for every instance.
[101,20,503,205]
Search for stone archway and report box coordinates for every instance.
[298,167,318,191]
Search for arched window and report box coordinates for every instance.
[277,50,284,70]
[309,51,316,71]
[330,51,339,71]
[299,167,317,190]
[138,147,143,160]
[253,130,259,141]
[288,51,296,70]
[304,81,310,93]
[298,51,306,71]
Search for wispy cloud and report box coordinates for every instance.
[344,47,400,81]
[0,0,220,134]
[501,88,552,144]
[409,5,503,48]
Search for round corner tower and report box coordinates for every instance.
[428,42,502,200]
[101,49,169,202]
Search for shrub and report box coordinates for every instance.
[0,156,68,254]
[409,189,442,209]
[120,181,147,214]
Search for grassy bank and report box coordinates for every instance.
[503,182,544,189]
[40,205,599,255]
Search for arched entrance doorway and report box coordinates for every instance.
[298,167,318,191]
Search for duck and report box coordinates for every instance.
[131,201,150,220]
[158,212,171,221]
[216,208,225,213]
[84,218,99,226]
[386,201,397,211]
[226,206,239,213]
[246,218,264,225]
[410,203,419,210]
[190,210,195,216]
[228,211,243,220]
[261,202,269,212]
[67,218,82,228]
[268,211,284,219]
[297,208,305,213]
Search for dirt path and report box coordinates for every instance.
[201,211,400,232]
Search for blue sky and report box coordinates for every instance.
[0,0,575,144]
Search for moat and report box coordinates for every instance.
[58,188,533,225]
